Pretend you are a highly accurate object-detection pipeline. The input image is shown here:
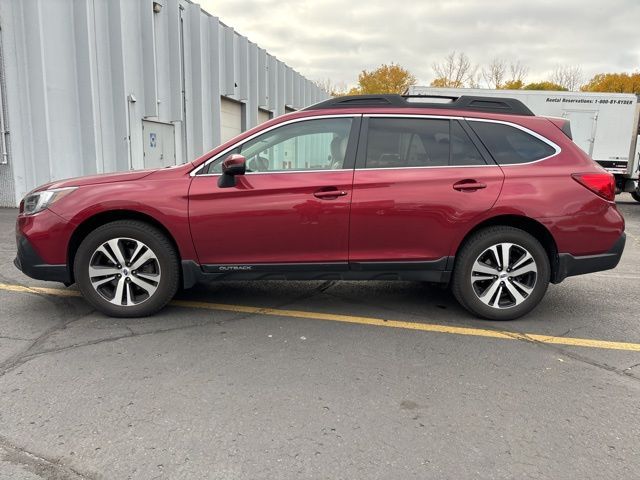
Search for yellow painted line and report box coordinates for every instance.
[0,283,82,297]
[2,282,640,352]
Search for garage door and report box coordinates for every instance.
[258,109,271,124]
[220,97,242,143]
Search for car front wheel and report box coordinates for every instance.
[452,226,550,320]
[74,220,179,317]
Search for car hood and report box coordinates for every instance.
[34,169,158,192]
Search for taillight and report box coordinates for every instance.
[571,173,615,201]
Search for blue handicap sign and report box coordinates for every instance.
[149,133,157,148]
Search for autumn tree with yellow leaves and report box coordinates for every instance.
[581,72,640,94]
[347,63,417,95]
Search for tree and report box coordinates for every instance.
[348,63,416,95]
[508,60,528,84]
[431,51,477,88]
[482,58,507,89]
[581,72,640,94]
[523,81,568,91]
[483,59,528,89]
[501,79,525,90]
[314,78,348,97]
[430,77,451,88]
[550,65,583,91]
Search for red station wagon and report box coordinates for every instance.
[15,94,625,320]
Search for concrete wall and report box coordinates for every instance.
[0,0,328,206]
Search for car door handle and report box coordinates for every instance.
[314,189,348,199]
[453,180,487,191]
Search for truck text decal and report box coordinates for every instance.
[546,98,633,105]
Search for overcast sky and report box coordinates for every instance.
[200,0,640,89]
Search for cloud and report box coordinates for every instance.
[199,0,640,88]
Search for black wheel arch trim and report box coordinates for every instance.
[66,209,182,284]
[552,233,625,283]
[14,235,72,284]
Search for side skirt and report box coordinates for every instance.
[181,258,453,288]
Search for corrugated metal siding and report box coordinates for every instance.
[0,23,15,207]
[0,0,329,206]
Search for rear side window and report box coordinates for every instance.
[364,118,486,168]
[469,121,557,164]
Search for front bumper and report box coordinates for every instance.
[553,233,626,283]
[14,234,71,284]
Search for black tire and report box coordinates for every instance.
[631,190,640,202]
[74,220,179,317]
[452,226,550,321]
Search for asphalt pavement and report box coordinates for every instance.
[0,195,639,479]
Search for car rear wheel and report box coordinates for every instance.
[74,220,179,317]
[631,189,640,202]
[452,226,550,320]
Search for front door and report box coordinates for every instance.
[189,116,360,266]
[349,116,504,265]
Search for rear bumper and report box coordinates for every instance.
[553,233,626,283]
[14,234,71,284]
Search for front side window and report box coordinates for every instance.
[469,121,557,164]
[204,117,353,174]
[364,118,486,168]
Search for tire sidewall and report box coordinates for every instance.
[74,222,179,317]
[454,228,550,320]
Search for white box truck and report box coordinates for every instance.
[407,87,640,200]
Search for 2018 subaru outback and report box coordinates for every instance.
[15,94,626,320]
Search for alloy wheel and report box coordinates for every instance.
[470,242,538,309]
[88,237,161,306]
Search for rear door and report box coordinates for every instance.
[348,115,504,266]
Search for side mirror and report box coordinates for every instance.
[218,154,246,188]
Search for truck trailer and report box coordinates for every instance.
[407,87,640,200]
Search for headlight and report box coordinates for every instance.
[21,187,78,215]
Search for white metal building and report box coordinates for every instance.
[0,0,328,207]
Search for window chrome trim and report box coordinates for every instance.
[194,169,349,177]
[191,113,563,176]
[190,114,360,177]
[464,117,561,165]
[364,113,464,120]
[354,164,501,172]
[361,113,561,169]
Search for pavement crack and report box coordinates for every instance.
[497,329,639,382]
[0,309,96,380]
[555,324,588,338]
[623,362,640,377]
[0,281,341,377]
[0,434,98,479]
[0,335,31,342]
[0,320,217,376]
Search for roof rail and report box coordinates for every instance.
[304,94,535,116]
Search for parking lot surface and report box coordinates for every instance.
[1,196,639,479]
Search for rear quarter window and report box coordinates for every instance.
[469,121,557,164]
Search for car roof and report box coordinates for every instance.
[304,94,535,117]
